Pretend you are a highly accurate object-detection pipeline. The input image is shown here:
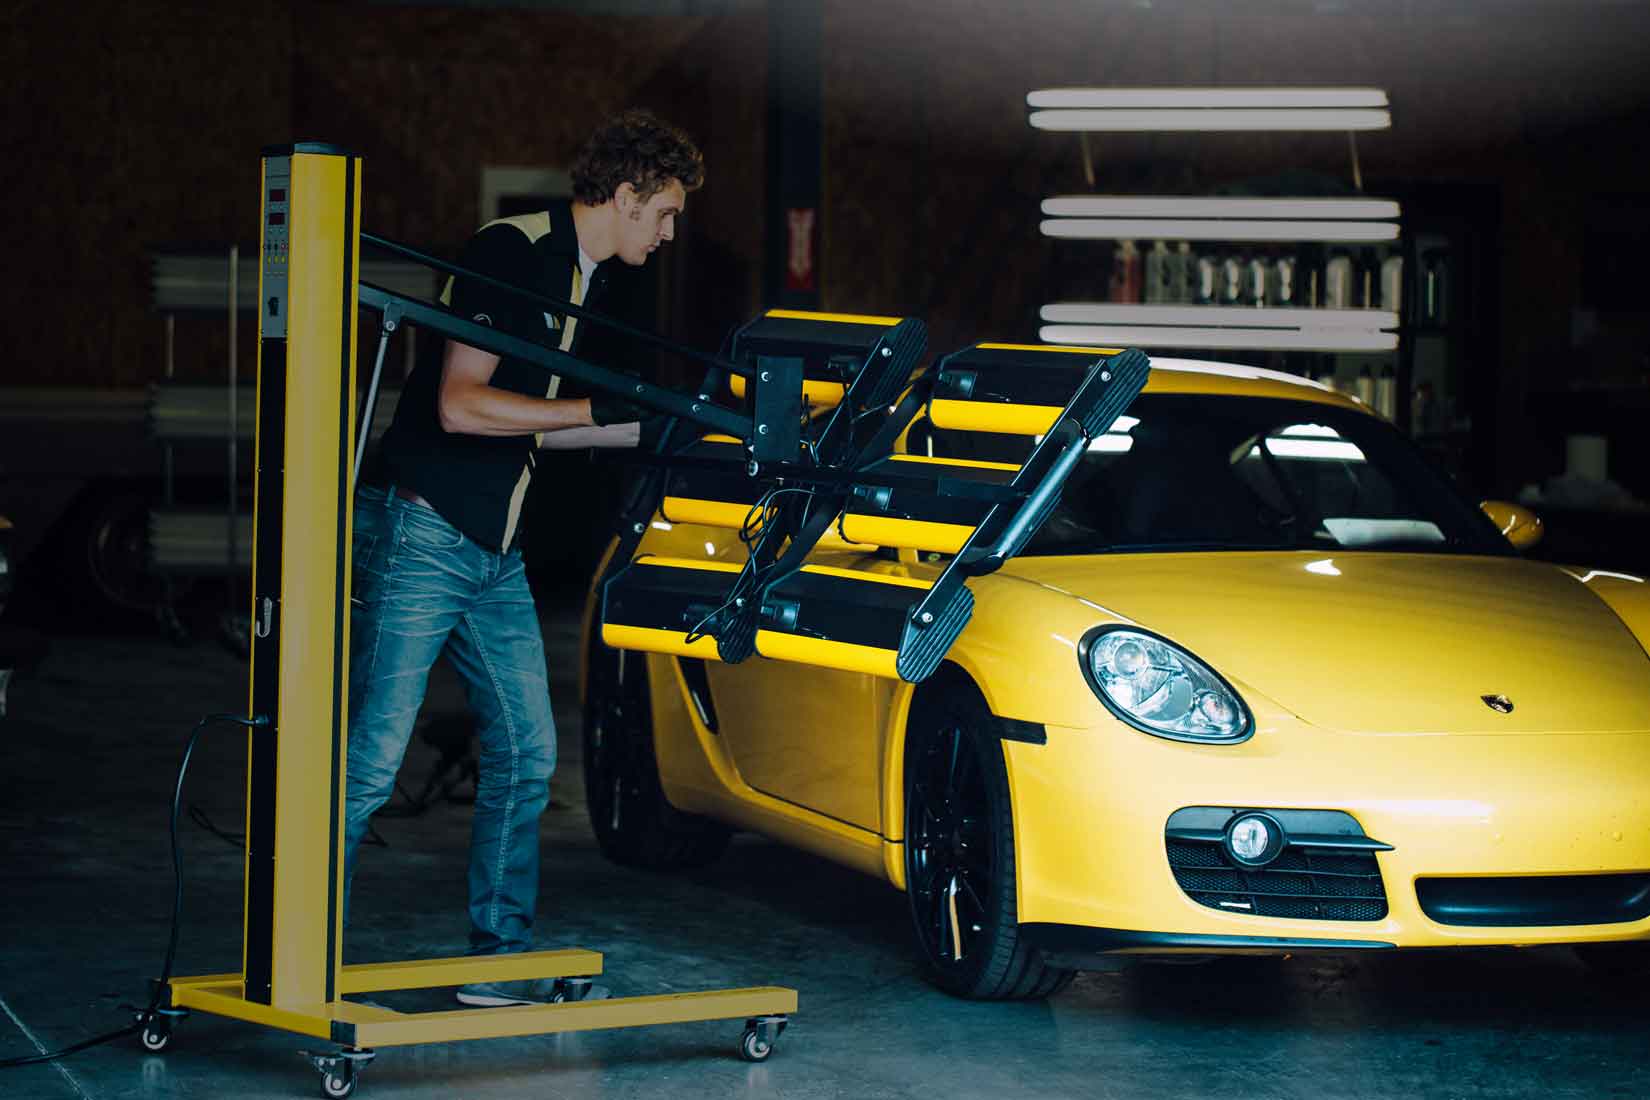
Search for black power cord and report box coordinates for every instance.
[0,712,269,1070]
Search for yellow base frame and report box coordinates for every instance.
[165,950,795,1049]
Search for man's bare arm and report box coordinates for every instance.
[435,340,596,436]
[539,423,642,450]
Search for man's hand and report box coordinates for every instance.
[589,392,647,426]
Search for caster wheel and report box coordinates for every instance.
[738,1028,772,1063]
[319,1065,356,1099]
[550,977,595,1004]
[138,1023,171,1053]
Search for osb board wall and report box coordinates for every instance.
[0,0,766,389]
[1,2,293,388]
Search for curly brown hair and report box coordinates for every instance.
[570,109,705,205]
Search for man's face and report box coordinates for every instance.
[615,178,686,266]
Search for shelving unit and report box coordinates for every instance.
[1028,86,1437,444]
[145,247,430,641]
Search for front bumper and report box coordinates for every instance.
[1002,710,1650,952]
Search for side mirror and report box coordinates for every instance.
[1480,500,1544,550]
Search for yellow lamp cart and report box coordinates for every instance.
[148,144,794,1099]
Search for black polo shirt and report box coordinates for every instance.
[370,201,610,550]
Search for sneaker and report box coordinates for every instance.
[455,978,611,1007]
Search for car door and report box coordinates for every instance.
[703,547,907,834]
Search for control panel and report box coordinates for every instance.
[260,157,290,339]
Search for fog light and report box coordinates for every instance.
[1226,812,1283,866]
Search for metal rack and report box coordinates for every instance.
[145,246,426,640]
[1028,86,1413,426]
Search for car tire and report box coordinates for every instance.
[583,639,731,871]
[903,669,1075,1000]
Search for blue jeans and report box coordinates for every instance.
[343,485,556,955]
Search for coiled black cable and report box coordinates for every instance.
[0,712,269,1069]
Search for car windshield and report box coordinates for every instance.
[919,393,1511,557]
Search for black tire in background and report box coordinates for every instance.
[903,668,1075,1000]
[582,640,731,870]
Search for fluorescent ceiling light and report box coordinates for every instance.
[1041,304,1399,330]
[1040,218,1398,242]
[1042,197,1400,220]
[1028,108,1390,132]
[1279,423,1343,438]
[1028,88,1389,109]
[1041,324,1398,353]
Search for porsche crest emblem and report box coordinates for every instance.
[1481,694,1514,714]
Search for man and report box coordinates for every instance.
[346,109,704,1007]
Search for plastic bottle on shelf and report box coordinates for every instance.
[1273,254,1297,306]
[1358,248,1380,309]
[1380,253,1404,316]
[1375,364,1397,419]
[1144,240,1170,304]
[1246,253,1269,307]
[1220,254,1245,305]
[1172,242,1194,303]
[1194,252,1218,304]
[1324,250,1354,309]
[1109,239,1142,303]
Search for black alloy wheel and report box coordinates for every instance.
[582,639,730,870]
[902,671,1075,1000]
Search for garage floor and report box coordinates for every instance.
[1,598,1645,1100]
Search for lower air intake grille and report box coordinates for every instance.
[1165,808,1390,922]
[1417,873,1650,927]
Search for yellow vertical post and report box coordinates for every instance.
[247,144,361,1009]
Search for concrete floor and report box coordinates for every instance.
[1,600,1646,1100]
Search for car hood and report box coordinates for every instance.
[1004,551,1650,735]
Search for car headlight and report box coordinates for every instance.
[1079,626,1252,743]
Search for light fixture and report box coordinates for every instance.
[1039,196,1400,243]
[1027,87,1391,132]
[1030,109,1390,132]
[1041,218,1396,242]
[1039,305,1398,354]
[1041,304,1398,329]
[1225,813,1285,866]
[1041,325,1397,353]
[1028,88,1389,109]
[1042,196,1399,219]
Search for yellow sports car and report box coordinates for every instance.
[581,352,1650,1000]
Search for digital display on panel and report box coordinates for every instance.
[268,212,286,225]
[269,189,286,202]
